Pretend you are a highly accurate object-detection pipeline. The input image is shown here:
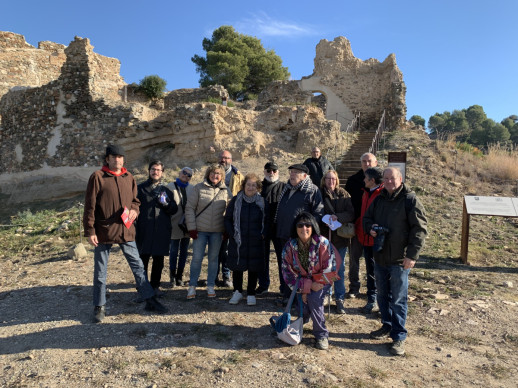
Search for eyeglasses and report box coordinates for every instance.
[182,170,192,178]
[266,169,277,173]
[150,168,162,172]
[296,222,312,229]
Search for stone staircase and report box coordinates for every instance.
[336,130,377,182]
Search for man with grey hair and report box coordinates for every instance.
[363,167,427,356]
[345,152,378,298]
[303,146,334,186]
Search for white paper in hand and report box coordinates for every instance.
[322,214,342,231]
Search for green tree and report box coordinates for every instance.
[409,115,425,127]
[139,75,167,99]
[192,25,290,99]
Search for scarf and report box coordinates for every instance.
[273,177,314,223]
[101,165,127,176]
[232,191,265,264]
[175,178,189,188]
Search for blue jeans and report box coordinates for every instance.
[169,237,190,275]
[374,262,410,341]
[334,247,348,300]
[189,232,222,287]
[364,246,377,303]
[93,241,154,306]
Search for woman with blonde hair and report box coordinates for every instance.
[184,164,229,299]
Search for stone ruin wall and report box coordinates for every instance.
[257,36,406,131]
[0,31,66,99]
[163,85,229,109]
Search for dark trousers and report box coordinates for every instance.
[348,236,363,294]
[217,238,231,280]
[277,238,291,297]
[363,246,377,303]
[257,236,285,291]
[232,271,259,295]
[140,254,164,289]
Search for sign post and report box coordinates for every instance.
[460,196,518,264]
[388,152,407,182]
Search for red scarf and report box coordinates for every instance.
[101,165,127,176]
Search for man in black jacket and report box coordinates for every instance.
[303,147,333,186]
[257,162,285,295]
[363,167,427,356]
[345,152,378,298]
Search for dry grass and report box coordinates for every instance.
[484,144,518,181]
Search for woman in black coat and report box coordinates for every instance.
[136,161,177,294]
[224,173,268,306]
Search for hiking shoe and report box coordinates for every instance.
[207,286,216,298]
[175,278,184,287]
[315,337,329,350]
[229,290,243,304]
[362,301,379,314]
[222,278,233,288]
[370,326,391,340]
[94,306,105,323]
[255,286,269,295]
[345,292,359,299]
[389,340,405,356]
[247,295,257,306]
[187,286,196,299]
[144,297,168,313]
[335,299,346,314]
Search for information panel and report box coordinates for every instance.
[464,196,518,217]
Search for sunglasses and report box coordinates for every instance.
[296,222,312,229]
[266,169,277,173]
[182,171,192,178]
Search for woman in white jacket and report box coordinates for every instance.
[184,164,229,299]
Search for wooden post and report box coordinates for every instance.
[460,198,470,264]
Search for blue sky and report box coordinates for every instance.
[2,1,517,126]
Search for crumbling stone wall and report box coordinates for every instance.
[0,31,66,99]
[257,36,406,130]
[164,85,229,109]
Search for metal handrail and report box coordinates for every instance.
[369,110,386,155]
[325,112,361,166]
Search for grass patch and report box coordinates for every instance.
[480,363,511,379]
[366,365,389,380]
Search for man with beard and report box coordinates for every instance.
[83,144,168,323]
[216,150,244,287]
[256,162,286,295]
[135,161,178,297]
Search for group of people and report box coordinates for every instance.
[83,144,427,355]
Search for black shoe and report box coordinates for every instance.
[362,301,379,314]
[175,278,184,287]
[145,297,168,313]
[154,288,165,298]
[222,278,232,288]
[215,278,224,287]
[389,340,405,356]
[370,326,391,340]
[256,286,269,295]
[345,292,359,299]
[94,305,105,323]
[335,299,346,314]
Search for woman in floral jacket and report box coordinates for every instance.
[282,212,342,350]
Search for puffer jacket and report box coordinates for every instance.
[320,187,355,250]
[355,184,384,247]
[363,183,427,265]
[83,167,140,244]
[185,179,229,233]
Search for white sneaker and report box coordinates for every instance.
[186,286,196,299]
[247,295,257,306]
[229,290,243,304]
[207,286,216,298]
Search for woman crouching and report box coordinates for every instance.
[282,212,342,350]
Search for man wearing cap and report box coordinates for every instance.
[274,163,324,301]
[303,146,334,186]
[167,167,194,287]
[83,144,167,323]
[256,161,286,295]
[216,150,245,287]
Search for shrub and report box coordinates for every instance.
[138,75,167,99]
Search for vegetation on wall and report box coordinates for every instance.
[138,75,167,99]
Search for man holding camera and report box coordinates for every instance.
[363,167,427,356]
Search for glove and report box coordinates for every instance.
[188,230,198,240]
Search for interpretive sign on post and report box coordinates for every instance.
[460,196,518,264]
[388,152,407,182]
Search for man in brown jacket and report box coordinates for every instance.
[83,144,167,323]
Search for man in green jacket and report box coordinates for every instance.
[83,144,167,323]
[363,167,427,356]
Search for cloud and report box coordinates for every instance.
[236,12,316,38]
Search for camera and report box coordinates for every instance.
[372,225,390,253]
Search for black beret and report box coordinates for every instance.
[105,144,125,157]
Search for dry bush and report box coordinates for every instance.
[484,144,518,181]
